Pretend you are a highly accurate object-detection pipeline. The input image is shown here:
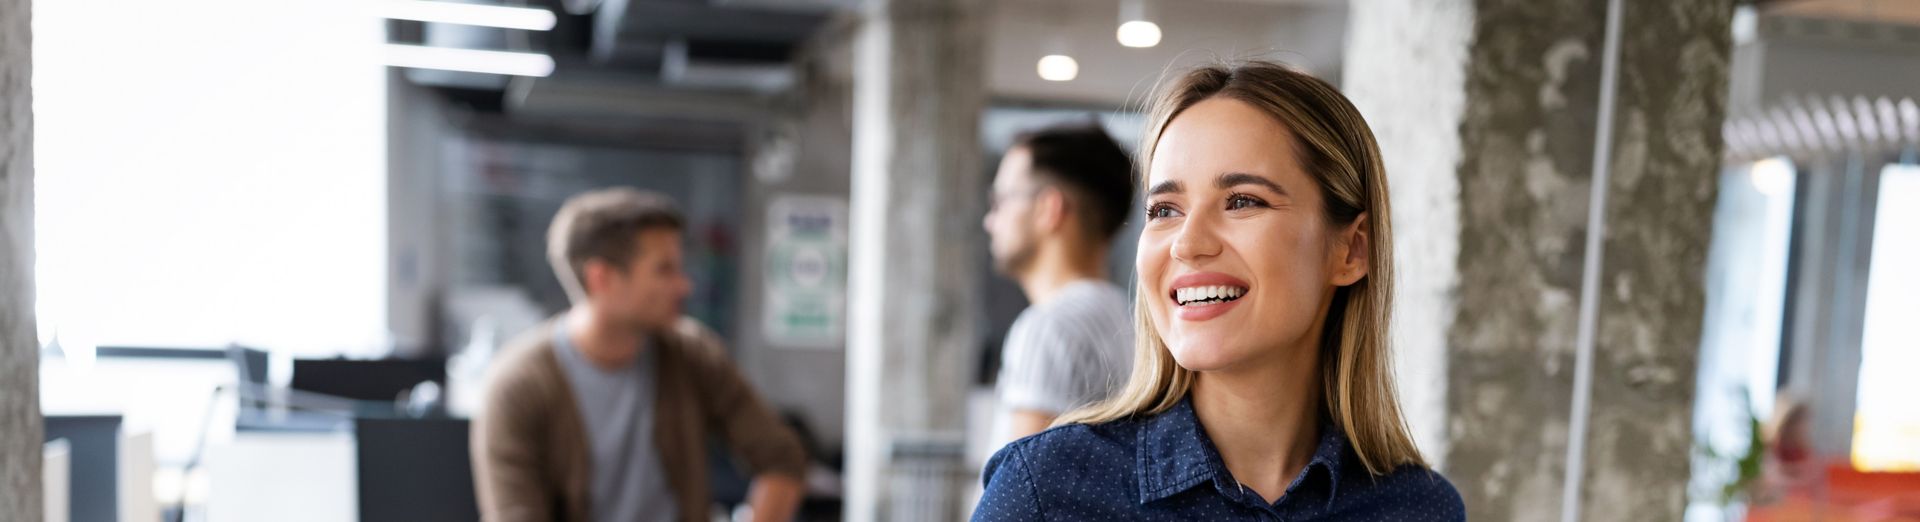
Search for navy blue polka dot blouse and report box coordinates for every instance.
[973,397,1465,521]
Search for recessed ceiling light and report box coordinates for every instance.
[1037,54,1079,82]
[1117,20,1161,48]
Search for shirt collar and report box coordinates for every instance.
[1305,416,1347,508]
[1134,396,1349,509]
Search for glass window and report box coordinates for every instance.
[33,0,388,357]
[1852,163,1920,472]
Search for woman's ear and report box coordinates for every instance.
[1331,213,1370,287]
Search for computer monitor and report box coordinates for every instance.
[291,358,445,402]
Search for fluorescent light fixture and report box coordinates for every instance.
[1117,20,1162,48]
[382,0,557,31]
[385,44,555,77]
[1037,54,1078,82]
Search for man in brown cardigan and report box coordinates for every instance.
[473,188,807,522]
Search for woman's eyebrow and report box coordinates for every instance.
[1147,180,1183,196]
[1216,172,1287,196]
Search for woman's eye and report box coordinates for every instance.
[1227,194,1266,210]
[1146,203,1182,220]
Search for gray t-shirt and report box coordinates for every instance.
[552,328,678,522]
[992,279,1134,446]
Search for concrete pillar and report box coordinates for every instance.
[1,0,43,518]
[1575,1,1729,519]
[1347,0,1731,520]
[1341,0,1474,471]
[844,0,985,520]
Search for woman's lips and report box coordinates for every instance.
[1167,272,1250,322]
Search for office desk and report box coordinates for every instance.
[204,432,356,522]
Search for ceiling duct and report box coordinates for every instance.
[592,0,832,91]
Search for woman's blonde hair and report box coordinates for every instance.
[1054,60,1424,475]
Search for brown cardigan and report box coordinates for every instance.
[471,316,808,522]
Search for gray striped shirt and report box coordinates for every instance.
[993,279,1134,446]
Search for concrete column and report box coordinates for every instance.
[844,0,985,520]
[1,0,43,517]
[1347,0,1731,519]
[1341,0,1474,470]
[1576,2,1730,519]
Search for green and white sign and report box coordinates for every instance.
[763,196,847,348]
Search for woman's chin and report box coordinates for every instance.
[1166,337,1242,373]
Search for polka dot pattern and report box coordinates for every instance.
[973,397,1465,521]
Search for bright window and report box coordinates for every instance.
[1852,163,1920,471]
[1688,158,1797,522]
[33,0,389,357]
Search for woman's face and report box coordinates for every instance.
[1139,97,1368,374]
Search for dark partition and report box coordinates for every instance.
[44,415,121,522]
[354,417,477,522]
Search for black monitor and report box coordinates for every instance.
[290,357,445,402]
[354,417,477,522]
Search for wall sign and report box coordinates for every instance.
[763,196,847,349]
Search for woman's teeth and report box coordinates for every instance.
[1175,285,1246,306]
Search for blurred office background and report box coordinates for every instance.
[1,0,1917,521]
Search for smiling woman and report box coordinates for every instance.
[973,61,1462,521]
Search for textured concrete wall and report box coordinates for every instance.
[1351,0,1730,519]
[1,0,43,517]
[1447,0,1608,518]
[1577,1,1730,518]
[1450,0,1728,519]
[844,0,986,520]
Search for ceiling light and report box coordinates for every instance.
[1117,20,1161,48]
[1750,157,1793,197]
[385,44,555,77]
[1037,54,1078,82]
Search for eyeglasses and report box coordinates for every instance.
[987,185,1047,214]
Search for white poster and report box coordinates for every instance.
[763,196,848,349]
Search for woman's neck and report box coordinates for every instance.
[1191,346,1323,505]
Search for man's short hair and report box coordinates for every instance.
[1011,124,1135,240]
[547,188,684,303]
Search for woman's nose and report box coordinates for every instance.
[1170,213,1222,262]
